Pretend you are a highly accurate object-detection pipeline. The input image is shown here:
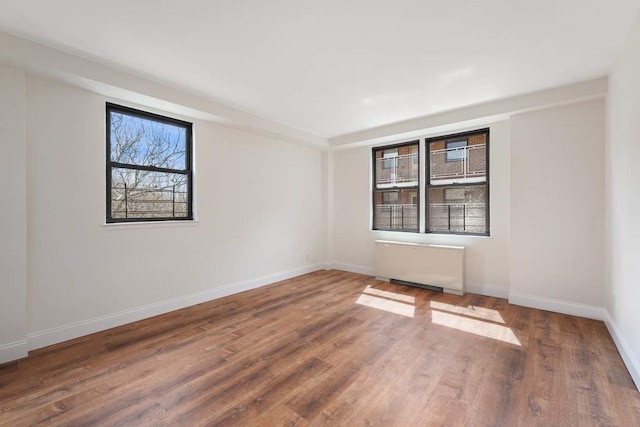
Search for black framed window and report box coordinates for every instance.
[106,103,193,222]
[427,129,489,235]
[372,141,419,232]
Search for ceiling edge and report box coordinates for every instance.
[0,30,330,151]
[329,77,608,149]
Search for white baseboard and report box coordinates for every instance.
[604,311,640,390]
[466,282,509,299]
[317,262,332,270]
[0,339,28,364]
[508,292,607,321]
[26,263,325,352]
[505,293,640,390]
[330,261,375,276]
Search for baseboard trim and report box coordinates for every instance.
[466,282,509,299]
[26,263,325,352]
[508,292,607,321]
[604,311,640,390]
[0,339,28,364]
[330,261,375,276]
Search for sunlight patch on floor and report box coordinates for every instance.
[362,285,416,303]
[430,300,505,324]
[356,294,415,318]
[431,310,521,346]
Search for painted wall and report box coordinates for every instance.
[332,99,607,310]
[606,10,640,384]
[509,99,605,307]
[0,64,27,362]
[25,76,324,338]
[331,121,511,295]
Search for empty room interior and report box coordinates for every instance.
[2,0,640,425]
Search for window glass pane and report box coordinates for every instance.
[374,189,418,231]
[382,149,398,169]
[110,111,187,170]
[430,133,486,185]
[427,185,487,233]
[375,143,419,188]
[383,191,399,204]
[111,167,189,219]
[446,139,467,162]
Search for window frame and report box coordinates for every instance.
[105,103,194,223]
[371,140,420,233]
[426,128,490,236]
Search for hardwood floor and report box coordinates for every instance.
[1,270,639,426]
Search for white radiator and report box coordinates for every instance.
[375,240,466,295]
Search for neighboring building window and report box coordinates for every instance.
[381,150,398,169]
[382,191,399,204]
[106,103,193,222]
[446,138,467,162]
[444,187,465,203]
[372,141,419,231]
[427,129,489,235]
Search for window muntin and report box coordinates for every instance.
[106,103,193,222]
[427,129,489,235]
[372,141,419,232]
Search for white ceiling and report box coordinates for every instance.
[0,0,638,138]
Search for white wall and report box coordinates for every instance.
[509,100,606,308]
[331,121,511,295]
[606,11,640,386]
[24,76,324,341]
[0,64,28,362]
[331,100,608,312]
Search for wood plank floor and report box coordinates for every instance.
[1,270,639,426]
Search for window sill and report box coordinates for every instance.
[371,229,421,234]
[102,220,199,230]
[371,229,492,240]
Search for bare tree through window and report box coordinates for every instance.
[106,104,193,222]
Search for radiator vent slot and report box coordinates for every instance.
[390,279,444,293]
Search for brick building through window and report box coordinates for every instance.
[372,141,419,231]
[427,129,489,235]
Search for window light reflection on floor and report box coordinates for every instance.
[355,285,520,346]
[431,310,521,346]
[430,300,505,324]
[356,293,415,318]
[362,285,416,303]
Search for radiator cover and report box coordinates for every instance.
[375,240,466,295]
